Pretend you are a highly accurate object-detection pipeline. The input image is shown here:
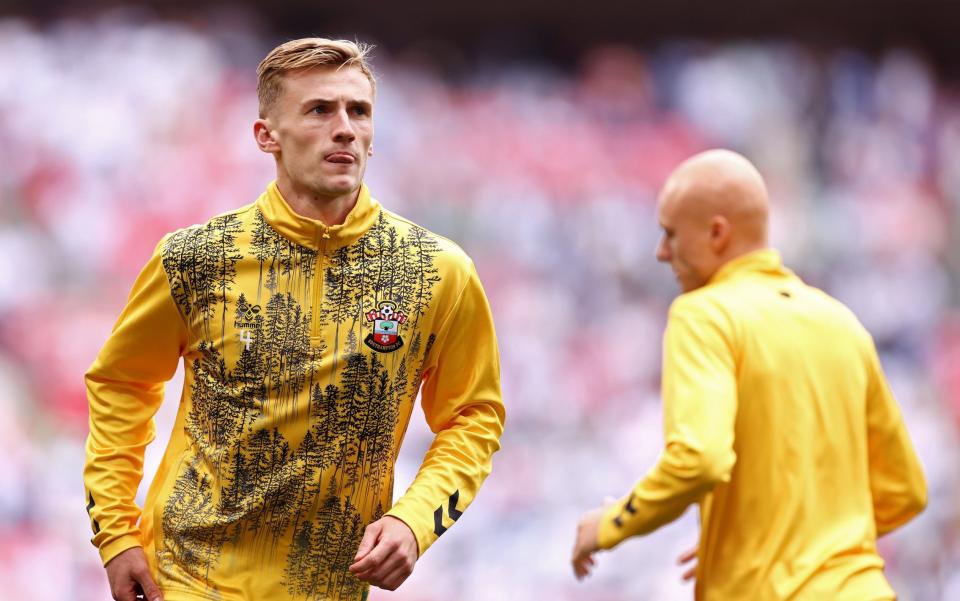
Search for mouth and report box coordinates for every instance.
[325,152,356,164]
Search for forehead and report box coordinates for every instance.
[279,65,374,104]
[656,183,680,225]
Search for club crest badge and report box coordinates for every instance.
[364,301,407,353]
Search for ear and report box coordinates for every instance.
[709,215,731,253]
[254,119,280,154]
[367,145,374,157]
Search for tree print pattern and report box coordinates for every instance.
[158,207,443,599]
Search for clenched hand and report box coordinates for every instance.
[349,516,419,591]
[105,547,163,601]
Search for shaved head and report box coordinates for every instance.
[655,150,770,291]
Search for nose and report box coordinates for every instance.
[332,108,356,143]
[656,236,670,262]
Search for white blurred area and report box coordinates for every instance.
[0,14,958,601]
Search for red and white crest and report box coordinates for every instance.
[364,301,407,353]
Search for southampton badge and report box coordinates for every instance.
[364,301,407,353]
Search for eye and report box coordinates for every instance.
[312,105,329,114]
[351,105,369,116]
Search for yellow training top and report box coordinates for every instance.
[600,249,926,600]
[83,182,505,601]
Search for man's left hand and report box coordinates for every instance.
[678,545,698,582]
[349,516,419,591]
[571,505,607,580]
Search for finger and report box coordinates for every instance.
[682,564,697,582]
[353,522,382,562]
[351,550,391,580]
[134,566,164,601]
[115,573,141,601]
[572,558,584,580]
[353,550,399,582]
[372,562,413,591]
[369,545,412,582]
[350,538,393,574]
[114,583,135,601]
[573,551,595,578]
[573,555,593,580]
[677,546,698,564]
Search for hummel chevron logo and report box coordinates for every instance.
[612,493,637,528]
[86,491,100,534]
[433,489,464,537]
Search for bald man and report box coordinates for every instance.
[571,150,927,600]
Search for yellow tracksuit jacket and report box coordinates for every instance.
[83,182,505,601]
[600,249,926,600]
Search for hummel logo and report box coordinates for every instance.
[240,304,262,321]
[613,492,637,528]
[433,490,464,537]
[86,491,100,535]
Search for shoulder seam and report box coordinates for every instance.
[431,264,476,348]
[379,207,469,257]
[154,235,191,334]
[168,202,257,235]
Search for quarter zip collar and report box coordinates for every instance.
[708,248,795,285]
[257,180,380,251]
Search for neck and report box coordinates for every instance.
[719,239,768,265]
[275,175,359,226]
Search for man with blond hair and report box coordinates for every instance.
[571,149,926,599]
[84,38,505,601]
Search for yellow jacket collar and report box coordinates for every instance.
[257,181,380,250]
[708,248,794,285]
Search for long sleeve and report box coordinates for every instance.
[864,340,927,536]
[598,298,737,549]
[83,238,188,565]
[386,261,505,556]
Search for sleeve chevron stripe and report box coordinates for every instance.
[86,491,101,535]
[432,490,462,537]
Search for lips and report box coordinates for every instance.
[325,152,356,164]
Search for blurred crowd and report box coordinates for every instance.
[0,14,958,601]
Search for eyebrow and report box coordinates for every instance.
[302,97,373,110]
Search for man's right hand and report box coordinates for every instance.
[105,547,163,601]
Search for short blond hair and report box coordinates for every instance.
[256,37,376,117]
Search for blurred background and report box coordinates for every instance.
[1,1,959,599]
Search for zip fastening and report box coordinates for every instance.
[311,227,331,338]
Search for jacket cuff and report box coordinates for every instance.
[100,534,144,566]
[597,502,628,550]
